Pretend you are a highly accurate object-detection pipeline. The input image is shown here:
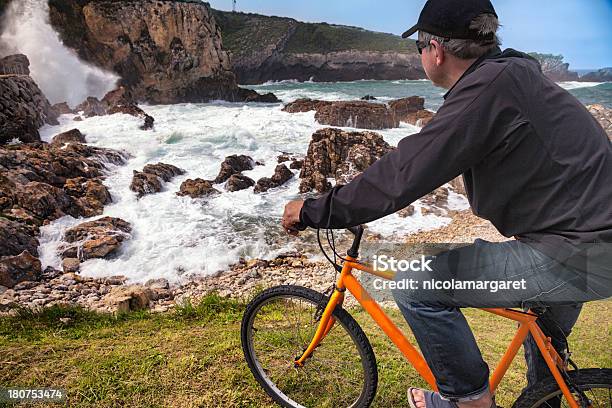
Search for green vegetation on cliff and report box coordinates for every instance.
[285,23,416,54]
[213,10,417,59]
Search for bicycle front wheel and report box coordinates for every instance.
[241,285,378,408]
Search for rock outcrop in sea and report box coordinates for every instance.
[48,0,278,104]
[299,128,393,193]
[283,96,434,130]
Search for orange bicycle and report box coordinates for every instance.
[241,226,611,407]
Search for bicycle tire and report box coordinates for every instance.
[512,368,612,408]
[241,285,378,408]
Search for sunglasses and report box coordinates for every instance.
[415,40,430,55]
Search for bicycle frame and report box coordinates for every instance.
[294,256,583,408]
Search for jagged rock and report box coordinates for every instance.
[290,160,303,170]
[241,91,280,103]
[101,87,133,107]
[406,110,435,127]
[253,178,276,193]
[422,187,449,208]
[60,217,132,261]
[145,278,170,290]
[63,177,111,217]
[0,54,30,75]
[75,97,107,117]
[14,181,74,220]
[62,258,80,273]
[299,128,392,193]
[397,205,416,218]
[226,174,255,192]
[142,163,185,181]
[51,129,86,145]
[131,171,161,198]
[130,163,185,198]
[214,155,255,183]
[271,164,294,185]
[254,164,294,193]
[103,285,154,313]
[388,96,424,119]
[283,98,332,113]
[0,218,39,257]
[587,104,612,140]
[449,176,466,195]
[41,266,62,281]
[361,95,377,100]
[0,250,42,288]
[51,102,75,115]
[315,101,399,130]
[0,74,59,144]
[177,179,221,198]
[0,142,125,227]
[277,154,291,163]
[107,104,155,130]
[387,96,434,126]
[73,116,83,121]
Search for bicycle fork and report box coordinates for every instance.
[294,273,348,367]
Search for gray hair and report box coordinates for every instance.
[419,14,501,60]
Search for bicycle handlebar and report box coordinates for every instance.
[293,223,365,258]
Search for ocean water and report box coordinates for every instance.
[36,79,611,283]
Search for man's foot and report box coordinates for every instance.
[408,388,495,408]
[409,388,429,408]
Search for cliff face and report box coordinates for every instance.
[213,10,426,84]
[581,68,612,82]
[0,55,58,144]
[48,0,253,104]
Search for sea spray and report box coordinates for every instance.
[0,0,119,106]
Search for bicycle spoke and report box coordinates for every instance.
[245,292,369,408]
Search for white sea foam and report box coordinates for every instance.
[37,101,456,283]
[558,81,603,90]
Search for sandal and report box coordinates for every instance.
[408,388,458,408]
[407,388,497,408]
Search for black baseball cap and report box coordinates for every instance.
[402,0,498,40]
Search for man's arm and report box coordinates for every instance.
[298,68,515,229]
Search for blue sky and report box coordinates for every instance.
[207,0,612,69]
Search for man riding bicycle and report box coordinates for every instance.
[282,1,612,407]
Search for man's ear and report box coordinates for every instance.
[431,39,445,66]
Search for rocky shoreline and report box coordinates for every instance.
[0,209,504,314]
[2,98,611,315]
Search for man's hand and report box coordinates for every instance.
[282,200,304,236]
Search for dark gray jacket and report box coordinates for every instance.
[300,48,612,266]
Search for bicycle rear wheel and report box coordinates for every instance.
[512,368,612,408]
[241,285,378,408]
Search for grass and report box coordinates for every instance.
[0,295,609,407]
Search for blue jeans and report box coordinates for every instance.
[391,239,611,401]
